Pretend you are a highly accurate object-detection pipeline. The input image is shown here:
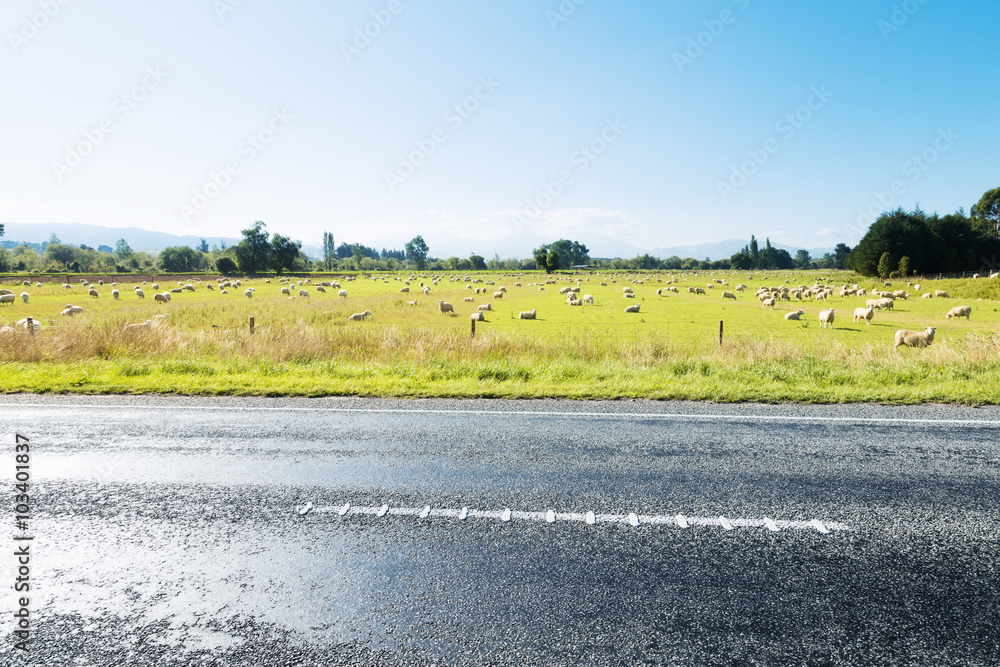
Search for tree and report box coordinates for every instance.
[749,235,759,268]
[794,249,812,268]
[877,252,894,279]
[322,232,335,270]
[845,208,938,276]
[546,249,560,273]
[0,223,4,237]
[216,257,238,274]
[729,249,753,270]
[533,245,550,272]
[48,233,60,244]
[233,221,270,273]
[833,243,851,269]
[405,235,428,270]
[44,242,79,268]
[971,188,1000,239]
[898,256,911,277]
[270,234,302,274]
[198,238,209,253]
[469,254,487,271]
[159,246,200,272]
[548,239,590,270]
[115,238,133,260]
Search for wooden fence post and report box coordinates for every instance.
[719,320,723,346]
[470,317,476,339]
[249,316,255,335]
[27,317,35,336]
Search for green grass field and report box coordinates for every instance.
[2,270,1000,403]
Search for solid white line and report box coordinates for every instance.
[305,504,849,532]
[3,402,999,426]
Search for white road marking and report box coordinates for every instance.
[306,504,849,533]
[298,503,313,516]
[6,403,999,426]
[376,504,388,518]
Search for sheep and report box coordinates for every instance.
[945,306,972,320]
[478,303,492,312]
[991,273,1000,279]
[298,289,309,297]
[438,300,455,315]
[422,286,430,295]
[348,310,372,321]
[400,287,410,293]
[464,296,475,302]
[152,283,160,290]
[15,318,41,331]
[761,297,776,309]
[622,287,634,294]
[600,281,608,287]
[932,290,951,299]
[894,326,936,349]
[338,289,348,297]
[154,293,169,304]
[623,292,635,298]
[20,292,30,304]
[892,290,907,299]
[62,284,71,289]
[88,288,99,298]
[921,292,933,299]
[875,298,894,311]
[111,289,120,300]
[281,287,291,296]
[316,286,326,293]
[784,310,805,320]
[123,320,153,333]
[170,288,182,294]
[0,294,16,306]
[853,307,875,325]
[183,284,195,292]
[721,291,736,300]
[220,289,228,294]
[134,289,145,299]
[470,311,486,322]
[407,299,418,306]
[819,308,835,329]
[518,309,537,319]
[568,299,582,306]
[36,283,42,288]
[0,289,12,296]
[624,304,641,313]
[581,294,594,305]
[694,287,706,295]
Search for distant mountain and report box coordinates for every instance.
[1,222,835,263]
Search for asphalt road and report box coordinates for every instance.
[2,396,998,666]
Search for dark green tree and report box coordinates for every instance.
[115,238,133,260]
[898,256,910,277]
[971,188,1000,238]
[749,235,759,268]
[405,235,429,270]
[533,245,550,272]
[159,246,201,272]
[270,234,302,274]
[469,254,487,271]
[794,249,811,268]
[845,209,938,276]
[198,238,209,253]
[322,232,335,270]
[833,243,851,269]
[216,257,237,274]
[546,249,560,273]
[877,252,894,279]
[233,221,270,273]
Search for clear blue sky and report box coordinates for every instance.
[1,0,996,256]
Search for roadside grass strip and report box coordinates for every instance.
[300,503,849,533]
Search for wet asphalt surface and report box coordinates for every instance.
[1,396,998,666]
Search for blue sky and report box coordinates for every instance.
[1,0,996,256]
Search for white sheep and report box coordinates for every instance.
[935,290,950,298]
[721,291,736,300]
[111,289,120,300]
[154,293,168,304]
[694,287,706,295]
[298,289,309,297]
[20,293,30,303]
[438,300,455,315]
[89,288,99,298]
[422,286,430,295]
[518,309,537,319]
[348,310,372,321]
[281,287,291,296]
[624,304,641,313]
[945,306,971,320]
[338,289,348,298]
[400,286,410,293]
[819,308,835,329]
[207,284,214,291]
[875,298,894,311]
[894,326,936,349]
[0,294,15,306]
[464,297,475,302]
[581,294,594,305]
[470,311,486,321]
[123,320,153,333]
[853,306,875,325]
[761,297,776,309]
[60,304,84,316]
[493,291,504,299]
[921,293,933,299]
[245,289,254,299]
[568,299,582,306]
[784,310,805,320]
[477,303,492,312]
[407,299,418,306]
[15,318,42,331]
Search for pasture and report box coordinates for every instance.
[2,271,1000,402]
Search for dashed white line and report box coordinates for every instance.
[302,504,849,533]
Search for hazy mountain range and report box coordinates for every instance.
[0,222,835,262]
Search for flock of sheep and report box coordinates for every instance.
[0,271,992,351]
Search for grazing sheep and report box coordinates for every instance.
[784,310,805,320]
[338,289,348,298]
[20,293,30,304]
[183,284,195,292]
[853,307,875,324]
[581,294,594,305]
[281,287,291,296]
[135,289,145,299]
[721,291,736,300]
[935,290,950,298]
[600,281,608,287]
[123,320,153,333]
[623,292,635,298]
[470,312,486,321]
[945,306,972,320]
[242,288,253,299]
[298,289,309,297]
[154,293,168,304]
[694,287,706,295]
[819,308,835,329]
[894,326,936,349]
[316,286,326,293]
[761,297,776,309]
[220,289,228,294]
[624,304,641,313]
[0,294,16,306]
[438,300,455,315]
[463,296,475,302]
[567,299,582,306]
[348,310,372,321]
[921,292,933,299]
[400,287,410,293]
[170,288,182,293]
[990,273,1000,279]
[622,287,634,294]
[422,287,430,295]
[493,291,504,299]
[875,298,894,311]
[111,289,119,300]
[518,309,537,319]
[407,300,418,306]
[478,303,492,312]
[152,283,159,290]
[15,318,41,331]
[89,288,99,298]
[0,289,12,296]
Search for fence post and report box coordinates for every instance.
[249,316,255,335]
[470,317,476,339]
[718,320,723,346]
[27,317,34,336]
